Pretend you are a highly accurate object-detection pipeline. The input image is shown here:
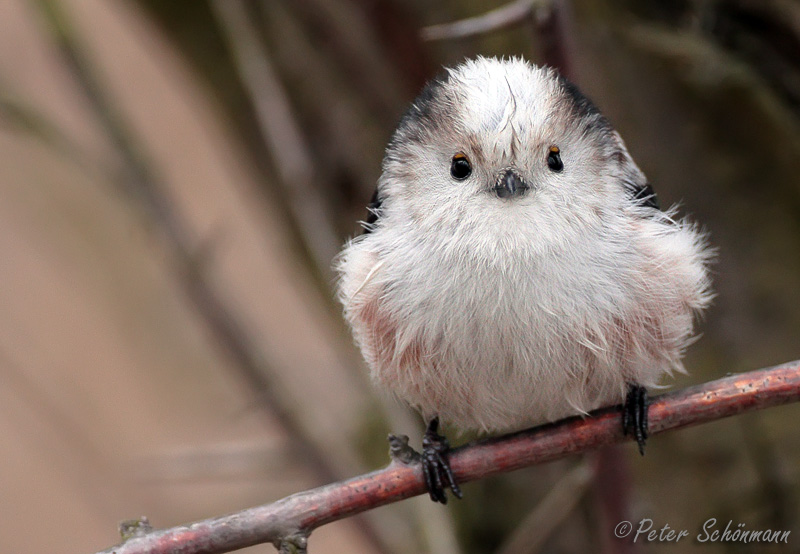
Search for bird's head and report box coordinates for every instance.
[376,57,646,254]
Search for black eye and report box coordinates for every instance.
[547,146,564,172]
[450,153,472,180]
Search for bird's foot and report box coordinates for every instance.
[420,417,462,504]
[622,383,649,455]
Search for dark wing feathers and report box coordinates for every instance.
[628,181,661,210]
[363,188,383,234]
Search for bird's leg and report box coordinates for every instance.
[622,383,649,455]
[421,417,462,504]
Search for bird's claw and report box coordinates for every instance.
[421,418,462,504]
[622,383,649,455]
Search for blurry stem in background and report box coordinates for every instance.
[421,0,577,81]
[0,348,121,519]
[494,462,593,554]
[590,445,637,554]
[0,87,98,173]
[34,0,178,235]
[739,413,797,531]
[420,0,550,42]
[531,0,576,80]
[285,0,410,122]
[96,359,800,554]
[30,2,391,553]
[210,0,341,281]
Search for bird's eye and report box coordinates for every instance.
[450,153,472,180]
[547,146,564,172]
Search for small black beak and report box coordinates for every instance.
[493,169,530,199]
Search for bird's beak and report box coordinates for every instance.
[493,169,530,199]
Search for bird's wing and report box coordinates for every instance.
[625,180,660,210]
[363,188,383,234]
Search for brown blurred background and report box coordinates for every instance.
[0,1,799,553]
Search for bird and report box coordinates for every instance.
[336,56,713,503]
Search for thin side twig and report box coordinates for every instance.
[96,359,800,554]
[420,0,548,42]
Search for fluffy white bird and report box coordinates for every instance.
[336,57,712,502]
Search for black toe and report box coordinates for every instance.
[622,384,649,455]
[421,418,462,504]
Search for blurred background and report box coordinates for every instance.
[1,0,799,553]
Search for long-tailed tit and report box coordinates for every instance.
[337,57,713,503]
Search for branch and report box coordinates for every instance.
[96,359,800,554]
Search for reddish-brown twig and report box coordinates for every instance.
[95,359,800,554]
